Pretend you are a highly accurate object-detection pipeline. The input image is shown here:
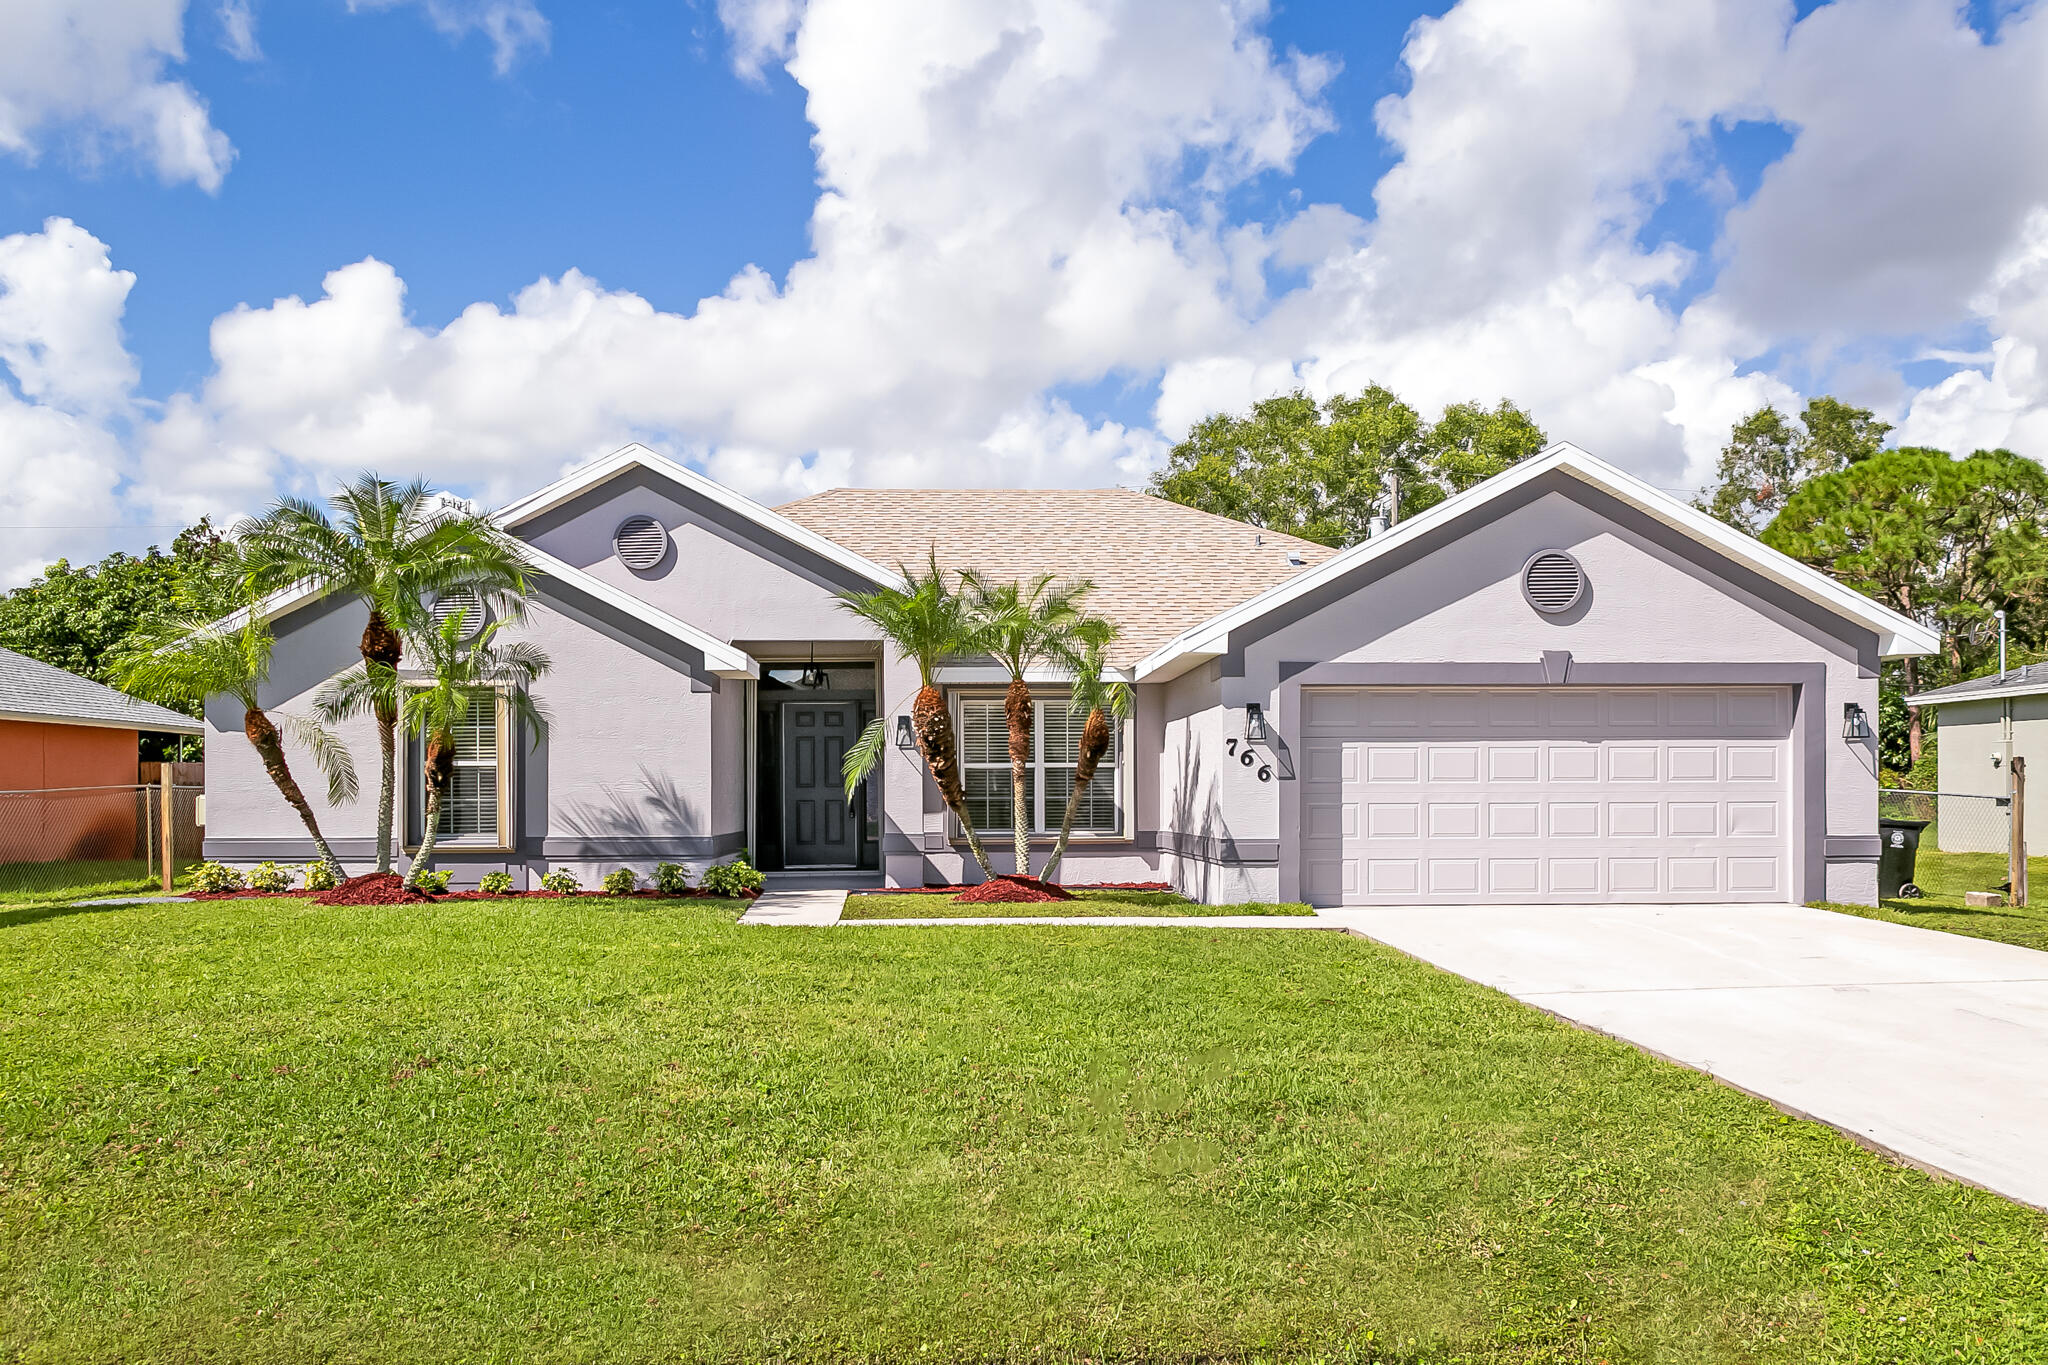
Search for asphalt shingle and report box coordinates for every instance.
[0,646,204,734]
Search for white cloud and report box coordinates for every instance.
[0,0,234,191]
[348,0,550,75]
[218,0,263,62]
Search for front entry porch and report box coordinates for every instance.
[751,659,881,874]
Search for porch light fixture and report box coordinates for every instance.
[1842,701,1871,741]
[895,715,916,749]
[1244,702,1268,744]
[798,643,828,689]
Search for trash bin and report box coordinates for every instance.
[1878,817,1929,900]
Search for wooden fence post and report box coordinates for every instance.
[2011,755,2027,908]
[159,765,174,894]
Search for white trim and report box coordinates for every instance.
[0,708,203,736]
[493,443,904,591]
[1906,680,2048,707]
[1132,442,1942,681]
[935,663,1137,685]
[521,545,760,680]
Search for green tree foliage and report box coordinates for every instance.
[0,518,241,692]
[1763,447,2048,762]
[1698,397,1892,534]
[1148,387,1548,546]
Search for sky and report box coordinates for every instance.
[2,0,2047,587]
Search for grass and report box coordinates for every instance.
[1814,847,2048,952]
[4,897,2048,1363]
[840,888,1316,919]
[0,856,199,911]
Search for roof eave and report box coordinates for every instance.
[0,707,204,736]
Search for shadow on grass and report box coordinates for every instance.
[0,900,130,931]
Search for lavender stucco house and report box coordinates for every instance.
[204,441,1933,906]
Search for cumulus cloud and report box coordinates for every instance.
[0,0,234,191]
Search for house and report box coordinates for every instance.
[0,646,203,864]
[203,441,1934,906]
[1902,666,2048,853]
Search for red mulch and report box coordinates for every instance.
[951,875,1078,904]
[314,873,427,905]
[188,875,760,903]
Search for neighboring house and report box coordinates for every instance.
[1902,667,2048,853]
[203,441,1933,906]
[0,646,203,864]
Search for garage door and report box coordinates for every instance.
[1300,686,1794,905]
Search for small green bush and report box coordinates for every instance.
[702,854,766,898]
[653,861,691,894]
[301,861,338,892]
[477,870,515,896]
[601,867,638,896]
[189,861,245,894]
[246,860,293,892]
[540,868,581,894]
[408,867,453,895]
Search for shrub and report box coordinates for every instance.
[653,861,691,894]
[301,861,338,892]
[408,867,453,895]
[702,854,766,898]
[540,868,581,894]
[189,861,245,893]
[601,867,638,896]
[477,870,515,896]
[247,860,293,893]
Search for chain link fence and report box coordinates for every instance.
[0,784,204,905]
[1879,787,2010,855]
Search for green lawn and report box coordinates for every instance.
[1814,847,2048,952]
[5,897,2048,1362]
[0,856,199,911]
[840,888,1316,919]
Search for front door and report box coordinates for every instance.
[782,701,858,867]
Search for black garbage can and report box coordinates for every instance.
[1878,817,1930,899]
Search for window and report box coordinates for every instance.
[407,689,505,847]
[957,695,1121,836]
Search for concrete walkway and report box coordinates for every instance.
[843,912,1336,928]
[1338,902,2048,1210]
[738,888,849,925]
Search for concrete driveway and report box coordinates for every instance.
[1335,902,2048,1210]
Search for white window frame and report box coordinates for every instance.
[951,690,1126,839]
[401,686,513,852]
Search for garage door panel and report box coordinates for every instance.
[1300,686,1793,905]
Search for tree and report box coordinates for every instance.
[836,557,997,878]
[1763,446,2048,762]
[1149,387,1547,546]
[1039,622,1129,884]
[358,607,549,888]
[113,603,357,880]
[1698,397,1892,535]
[961,571,1096,876]
[239,477,531,876]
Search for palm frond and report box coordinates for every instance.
[276,711,360,806]
[842,716,889,805]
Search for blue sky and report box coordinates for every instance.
[0,0,2044,583]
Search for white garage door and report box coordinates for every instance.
[1301,686,1794,905]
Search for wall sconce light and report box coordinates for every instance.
[1244,701,1268,744]
[1842,701,1871,741]
[894,715,916,749]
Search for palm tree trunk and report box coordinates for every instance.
[1041,707,1109,884]
[1005,679,1032,876]
[362,608,403,875]
[911,684,995,877]
[408,734,452,887]
[244,708,345,881]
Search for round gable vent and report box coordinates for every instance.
[1522,550,1585,614]
[613,515,669,570]
[429,586,486,636]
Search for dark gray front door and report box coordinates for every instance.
[782,701,857,867]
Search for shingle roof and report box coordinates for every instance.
[1906,664,2048,707]
[774,488,1339,666]
[0,647,204,735]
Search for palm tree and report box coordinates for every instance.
[1039,621,1129,884]
[114,608,357,882]
[960,571,1095,876]
[365,607,549,888]
[837,556,997,878]
[239,476,531,875]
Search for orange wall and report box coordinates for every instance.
[0,720,140,863]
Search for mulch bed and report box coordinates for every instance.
[188,873,760,904]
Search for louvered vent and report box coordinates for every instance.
[1522,550,1585,614]
[613,515,669,570]
[430,587,485,634]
